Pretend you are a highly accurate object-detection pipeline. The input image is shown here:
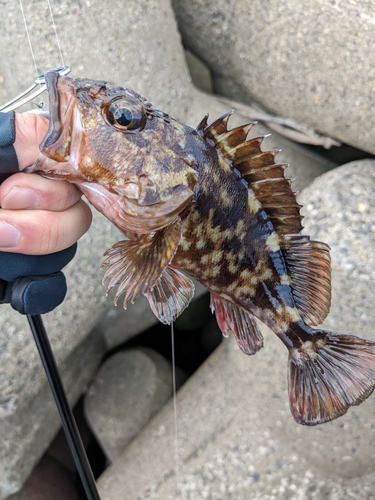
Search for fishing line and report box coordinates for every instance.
[18,0,39,75]
[18,0,65,76]
[171,322,181,497]
[46,0,65,67]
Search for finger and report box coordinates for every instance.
[0,200,92,255]
[14,113,49,169]
[0,173,82,212]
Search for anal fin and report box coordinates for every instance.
[101,217,181,308]
[210,293,263,355]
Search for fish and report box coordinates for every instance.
[26,70,375,426]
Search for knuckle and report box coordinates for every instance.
[39,212,63,254]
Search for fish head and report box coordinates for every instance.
[27,71,199,233]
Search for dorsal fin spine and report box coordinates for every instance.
[212,123,256,149]
[203,110,233,138]
[196,114,209,134]
[234,150,280,170]
[227,135,271,162]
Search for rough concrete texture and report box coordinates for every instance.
[0,0,335,496]
[299,160,375,338]
[97,334,375,499]
[185,50,214,94]
[97,162,375,498]
[84,348,174,461]
[173,0,375,155]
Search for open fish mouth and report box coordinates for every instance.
[23,72,84,178]
[38,71,84,163]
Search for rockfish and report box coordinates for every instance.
[27,71,375,425]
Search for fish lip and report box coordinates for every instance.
[39,71,62,150]
[38,72,78,162]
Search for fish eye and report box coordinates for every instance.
[105,99,145,132]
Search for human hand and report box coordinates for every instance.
[0,112,92,255]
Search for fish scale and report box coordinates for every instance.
[26,71,375,426]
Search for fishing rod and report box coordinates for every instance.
[0,66,101,500]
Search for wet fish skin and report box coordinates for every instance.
[26,72,375,426]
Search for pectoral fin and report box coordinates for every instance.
[101,217,181,308]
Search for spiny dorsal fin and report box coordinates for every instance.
[202,110,233,139]
[198,112,303,235]
[196,114,209,133]
[228,135,270,163]
[282,234,331,326]
[251,178,303,235]
[210,123,256,150]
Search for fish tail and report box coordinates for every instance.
[288,326,375,425]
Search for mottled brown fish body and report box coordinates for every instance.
[172,150,298,340]
[27,72,375,426]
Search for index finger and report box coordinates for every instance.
[0,172,82,212]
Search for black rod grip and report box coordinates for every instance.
[0,244,77,281]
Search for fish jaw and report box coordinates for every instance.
[79,182,194,234]
[78,182,135,238]
[40,71,78,162]
[26,71,89,182]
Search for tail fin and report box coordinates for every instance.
[288,331,375,425]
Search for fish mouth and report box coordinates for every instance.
[24,71,83,178]
[38,71,79,162]
[25,73,197,233]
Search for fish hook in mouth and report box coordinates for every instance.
[39,70,62,150]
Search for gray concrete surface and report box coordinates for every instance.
[97,334,375,499]
[173,0,375,155]
[300,160,375,338]
[84,348,174,461]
